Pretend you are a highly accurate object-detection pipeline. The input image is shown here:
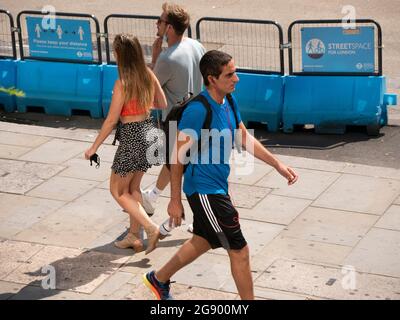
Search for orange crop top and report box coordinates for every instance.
[120,99,147,116]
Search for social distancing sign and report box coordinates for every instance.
[26,17,93,61]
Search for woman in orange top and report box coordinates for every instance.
[85,34,167,254]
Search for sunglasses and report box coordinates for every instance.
[89,153,100,169]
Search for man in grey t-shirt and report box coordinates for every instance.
[154,37,205,121]
[142,2,206,222]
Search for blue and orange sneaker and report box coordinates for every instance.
[143,270,173,300]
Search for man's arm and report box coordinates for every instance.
[168,131,194,226]
[148,37,163,70]
[238,122,298,185]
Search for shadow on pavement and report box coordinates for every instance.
[251,122,384,150]
[0,232,187,300]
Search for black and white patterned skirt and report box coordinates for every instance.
[111,118,164,177]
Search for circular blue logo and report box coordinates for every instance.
[305,39,326,59]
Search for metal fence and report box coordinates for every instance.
[2,11,385,76]
[0,10,16,59]
[104,14,192,64]
[288,19,382,76]
[196,17,284,74]
[16,10,102,64]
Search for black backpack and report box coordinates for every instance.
[163,92,240,170]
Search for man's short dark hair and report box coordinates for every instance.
[163,2,190,36]
[200,50,232,86]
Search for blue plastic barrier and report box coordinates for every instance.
[282,76,396,135]
[16,60,103,118]
[104,69,285,129]
[234,73,284,132]
[381,89,397,127]
[102,64,118,116]
[0,59,17,112]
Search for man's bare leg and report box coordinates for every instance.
[227,245,254,300]
[155,234,211,282]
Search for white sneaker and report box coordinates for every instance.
[141,189,156,216]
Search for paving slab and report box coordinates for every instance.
[0,159,65,180]
[101,283,137,300]
[0,281,26,300]
[0,131,50,148]
[344,228,400,278]
[4,244,130,294]
[0,194,65,238]
[228,183,271,208]
[0,160,65,194]
[255,259,400,300]
[19,139,91,164]
[281,207,378,246]
[86,219,130,251]
[0,240,44,280]
[0,172,46,195]
[120,250,176,277]
[238,194,311,225]
[254,235,353,267]
[8,285,91,300]
[256,168,340,200]
[0,122,99,143]
[0,144,31,160]
[90,271,135,299]
[254,286,323,300]
[96,179,110,190]
[59,158,112,182]
[275,155,347,173]
[394,196,400,205]
[375,205,400,231]
[341,163,400,180]
[15,188,127,248]
[228,161,273,185]
[27,176,98,202]
[313,174,400,215]
[167,252,231,291]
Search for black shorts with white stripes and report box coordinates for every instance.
[186,193,247,251]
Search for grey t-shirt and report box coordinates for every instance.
[154,37,206,121]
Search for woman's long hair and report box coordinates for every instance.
[113,34,154,113]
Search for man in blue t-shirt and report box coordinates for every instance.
[143,50,298,300]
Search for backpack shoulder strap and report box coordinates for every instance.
[188,94,213,155]
[226,93,240,129]
[192,94,213,129]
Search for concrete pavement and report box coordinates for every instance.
[0,120,399,300]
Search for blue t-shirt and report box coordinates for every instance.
[178,89,242,196]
